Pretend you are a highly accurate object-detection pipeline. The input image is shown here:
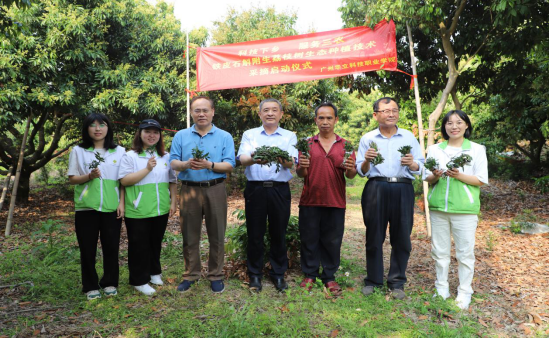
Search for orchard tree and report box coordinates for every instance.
[338,0,548,162]
[0,0,192,202]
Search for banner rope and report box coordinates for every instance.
[395,69,418,90]
[113,121,178,133]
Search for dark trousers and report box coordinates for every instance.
[244,182,291,279]
[361,179,414,290]
[125,214,169,286]
[75,210,122,293]
[299,206,345,283]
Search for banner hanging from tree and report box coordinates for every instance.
[196,20,397,91]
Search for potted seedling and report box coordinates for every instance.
[191,144,210,161]
[342,141,354,167]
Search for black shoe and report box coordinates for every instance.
[249,276,262,292]
[271,277,288,292]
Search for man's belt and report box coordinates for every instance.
[248,181,287,188]
[181,178,225,187]
[369,177,413,184]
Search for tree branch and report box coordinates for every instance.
[448,0,467,35]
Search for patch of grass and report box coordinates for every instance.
[1,221,484,338]
[346,176,368,202]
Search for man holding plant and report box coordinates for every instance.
[170,96,235,294]
[237,98,298,292]
[356,97,424,300]
[296,102,357,294]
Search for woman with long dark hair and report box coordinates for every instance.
[119,119,177,296]
[68,113,126,300]
[423,110,488,310]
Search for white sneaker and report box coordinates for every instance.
[134,284,156,296]
[455,293,471,310]
[433,288,450,300]
[86,290,101,300]
[150,274,164,286]
[103,286,117,296]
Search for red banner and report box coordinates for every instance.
[196,20,397,91]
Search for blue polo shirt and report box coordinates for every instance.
[169,124,236,182]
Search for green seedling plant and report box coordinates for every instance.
[342,141,354,167]
[424,157,439,172]
[146,144,157,157]
[397,145,412,157]
[446,154,472,171]
[88,151,105,170]
[369,141,384,166]
[295,137,312,158]
[191,144,210,160]
[252,145,292,173]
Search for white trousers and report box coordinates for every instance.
[430,210,478,295]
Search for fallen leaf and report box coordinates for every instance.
[35,313,47,320]
[360,320,368,327]
[518,324,532,335]
[418,315,428,320]
[280,305,289,313]
[329,329,339,338]
[167,278,175,284]
[478,318,488,327]
[423,301,430,306]
[33,329,40,336]
[529,312,542,325]
[124,314,133,318]
[19,301,31,306]
[346,287,355,292]
[93,319,99,324]
[40,325,46,334]
[151,307,157,312]
[113,305,120,309]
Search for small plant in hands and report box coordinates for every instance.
[446,154,472,171]
[146,144,157,157]
[424,157,439,172]
[369,141,384,165]
[191,144,210,160]
[88,151,105,170]
[397,145,412,157]
[342,141,354,167]
[253,145,292,173]
[295,137,312,158]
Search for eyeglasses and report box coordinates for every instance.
[445,121,465,127]
[375,109,399,115]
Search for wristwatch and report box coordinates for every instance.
[211,161,215,170]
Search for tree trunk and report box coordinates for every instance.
[15,170,31,204]
[451,88,462,110]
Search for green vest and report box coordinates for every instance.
[427,140,481,214]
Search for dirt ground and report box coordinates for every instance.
[0,177,548,337]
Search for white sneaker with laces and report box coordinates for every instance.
[455,293,471,310]
[86,290,101,300]
[150,274,164,286]
[103,286,117,296]
[433,288,450,300]
[134,284,156,296]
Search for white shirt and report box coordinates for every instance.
[237,126,298,182]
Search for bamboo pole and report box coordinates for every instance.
[186,30,190,129]
[406,22,432,237]
[0,166,14,210]
[5,114,32,236]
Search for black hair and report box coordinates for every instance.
[259,98,283,111]
[441,110,473,140]
[190,95,215,109]
[314,102,338,117]
[79,113,117,150]
[373,97,400,112]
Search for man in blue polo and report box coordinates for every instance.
[170,96,235,294]
[356,97,425,300]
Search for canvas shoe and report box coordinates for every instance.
[103,286,117,297]
[211,280,225,293]
[150,274,164,286]
[177,280,195,292]
[455,293,471,310]
[86,290,101,300]
[433,288,450,300]
[390,288,406,300]
[361,286,375,297]
[134,284,156,296]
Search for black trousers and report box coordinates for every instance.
[361,179,414,290]
[75,210,122,293]
[244,182,291,279]
[299,206,345,283]
[125,214,169,286]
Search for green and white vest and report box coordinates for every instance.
[119,150,176,219]
[425,139,487,214]
[72,145,126,212]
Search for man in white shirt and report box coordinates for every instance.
[237,98,298,293]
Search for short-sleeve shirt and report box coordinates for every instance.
[169,124,236,182]
[237,126,298,182]
[297,134,355,209]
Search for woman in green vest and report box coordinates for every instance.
[423,110,488,310]
[68,113,126,300]
[119,119,177,296]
